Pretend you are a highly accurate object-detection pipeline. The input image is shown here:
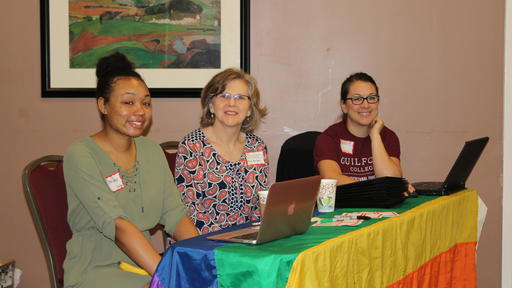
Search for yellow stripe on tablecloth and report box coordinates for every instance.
[286,190,478,288]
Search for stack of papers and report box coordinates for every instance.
[335,177,408,208]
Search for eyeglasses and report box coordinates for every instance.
[215,92,251,102]
[345,95,380,105]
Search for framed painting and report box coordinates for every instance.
[41,0,250,98]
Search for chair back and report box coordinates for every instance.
[22,155,71,288]
[160,141,179,177]
[159,141,181,247]
[276,131,321,182]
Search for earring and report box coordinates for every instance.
[243,115,251,125]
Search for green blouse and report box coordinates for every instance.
[63,136,186,287]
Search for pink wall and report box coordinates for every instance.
[0,0,503,287]
[251,1,503,286]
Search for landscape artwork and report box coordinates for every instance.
[69,0,221,69]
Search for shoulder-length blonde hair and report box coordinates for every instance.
[200,68,268,133]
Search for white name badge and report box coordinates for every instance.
[340,139,354,155]
[245,151,266,166]
[105,172,125,192]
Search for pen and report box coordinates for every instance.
[334,215,372,221]
[318,215,372,223]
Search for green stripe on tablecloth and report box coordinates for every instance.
[215,196,438,288]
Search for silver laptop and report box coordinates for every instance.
[413,137,489,196]
[207,176,322,245]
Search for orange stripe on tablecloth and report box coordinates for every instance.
[387,241,477,288]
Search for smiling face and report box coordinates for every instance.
[341,80,379,134]
[98,77,152,138]
[209,79,252,130]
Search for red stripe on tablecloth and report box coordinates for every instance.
[387,242,477,288]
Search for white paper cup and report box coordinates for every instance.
[317,179,337,212]
[257,190,269,214]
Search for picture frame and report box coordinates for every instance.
[41,0,250,98]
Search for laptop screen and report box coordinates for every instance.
[442,137,489,191]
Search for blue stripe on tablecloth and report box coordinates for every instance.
[150,224,252,288]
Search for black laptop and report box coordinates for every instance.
[413,137,489,196]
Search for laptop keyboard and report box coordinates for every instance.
[413,181,442,189]
[233,231,259,240]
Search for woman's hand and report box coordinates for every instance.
[368,117,384,139]
[403,184,417,197]
[369,117,403,178]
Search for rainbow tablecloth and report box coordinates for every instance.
[151,190,477,288]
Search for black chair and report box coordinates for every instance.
[22,155,70,288]
[276,131,321,182]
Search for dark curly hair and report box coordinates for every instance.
[95,52,145,103]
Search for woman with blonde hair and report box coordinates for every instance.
[175,68,269,234]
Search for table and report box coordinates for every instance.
[150,190,478,288]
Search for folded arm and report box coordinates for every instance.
[317,159,359,186]
[114,213,197,276]
[172,216,199,241]
[115,218,161,276]
[368,118,403,178]
[370,133,403,178]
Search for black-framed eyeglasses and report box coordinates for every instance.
[345,95,380,105]
[215,92,251,102]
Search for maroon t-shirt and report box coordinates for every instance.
[313,120,400,181]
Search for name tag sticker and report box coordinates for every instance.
[105,172,125,192]
[245,151,266,166]
[340,139,354,155]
